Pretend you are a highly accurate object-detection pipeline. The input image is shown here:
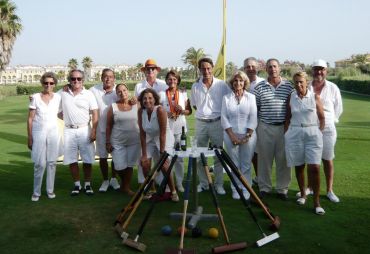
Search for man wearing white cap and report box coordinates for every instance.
[298,59,343,203]
[134,59,168,184]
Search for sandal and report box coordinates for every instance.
[315,206,325,215]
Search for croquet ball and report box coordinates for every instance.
[208,227,219,239]
[161,225,172,236]
[177,226,188,235]
[191,227,202,238]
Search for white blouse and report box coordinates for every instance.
[221,91,257,134]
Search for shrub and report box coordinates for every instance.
[328,78,370,95]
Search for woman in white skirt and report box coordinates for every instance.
[160,70,192,192]
[284,71,325,215]
[221,71,257,200]
[138,88,179,202]
[27,72,62,201]
[106,83,139,195]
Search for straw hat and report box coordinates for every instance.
[140,59,161,72]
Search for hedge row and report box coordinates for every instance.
[16,80,196,95]
[327,78,370,95]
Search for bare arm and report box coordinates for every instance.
[284,95,292,133]
[105,106,114,153]
[157,106,167,153]
[90,109,98,142]
[27,109,36,150]
[315,94,325,131]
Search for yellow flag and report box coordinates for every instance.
[213,0,226,80]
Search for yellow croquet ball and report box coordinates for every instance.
[208,227,219,239]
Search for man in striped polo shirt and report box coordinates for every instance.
[253,58,294,200]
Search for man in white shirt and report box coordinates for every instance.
[60,69,98,196]
[134,59,168,184]
[243,57,265,186]
[190,57,230,194]
[306,59,343,203]
[89,69,120,192]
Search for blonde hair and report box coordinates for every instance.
[228,70,250,91]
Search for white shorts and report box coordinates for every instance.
[285,126,323,167]
[322,127,337,160]
[95,131,108,158]
[63,126,95,165]
[112,143,140,170]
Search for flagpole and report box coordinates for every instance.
[213,0,227,80]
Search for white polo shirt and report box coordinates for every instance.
[60,87,98,126]
[89,84,117,132]
[309,80,343,127]
[249,76,265,93]
[190,77,230,119]
[134,79,168,98]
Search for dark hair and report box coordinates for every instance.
[101,68,114,78]
[40,72,58,85]
[266,58,280,67]
[138,88,160,108]
[67,69,84,82]
[198,57,214,69]
[165,70,181,86]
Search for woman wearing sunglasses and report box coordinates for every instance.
[27,72,62,202]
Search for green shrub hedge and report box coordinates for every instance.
[327,78,370,95]
[15,80,197,95]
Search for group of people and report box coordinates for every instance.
[27,56,342,215]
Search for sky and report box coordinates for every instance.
[9,0,370,68]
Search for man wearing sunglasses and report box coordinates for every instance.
[60,69,98,196]
[133,59,168,184]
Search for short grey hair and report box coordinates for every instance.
[40,72,58,85]
[67,69,85,82]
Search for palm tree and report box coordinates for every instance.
[0,0,23,70]
[68,58,78,70]
[82,56,93,81]
[181,47,208,79]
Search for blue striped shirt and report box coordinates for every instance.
[253,79,294,124]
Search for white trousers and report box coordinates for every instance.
[257,121,291,194]
[33,162,56,196]
[224,132,256,192]
[195,119,224,188]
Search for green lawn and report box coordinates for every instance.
[0,93,369,254]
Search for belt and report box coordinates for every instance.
[196,116,221,123]
[268,122,285,126]
[291,123,318,128]
[65,123,89,129]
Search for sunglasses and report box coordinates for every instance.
[43,82,55,85]
[70,77,83,81]
[146,67,157,71]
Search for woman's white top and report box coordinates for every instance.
[111,103,139,146]
[29,92,61,131]
[160,90,188,135]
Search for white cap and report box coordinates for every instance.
[312,59,327,68]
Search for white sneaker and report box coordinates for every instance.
[327,191,340,203]
[215,186,226,195]
[197,184,209,193]
[232,191,240,200]
[242,190,250,200]
[47,192,56,199]
[31,195,39,202]
[296,188,313,198]
[109,178,120,190]
[99,180,109,192]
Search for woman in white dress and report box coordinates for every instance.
[160,70,192,192]
[138,88,179,202]
[221,71,257,200]
[27,72,61,201]
[284,71,325,215]
[106,83,139,195]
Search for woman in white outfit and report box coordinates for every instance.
[284,71,325,215]
[138,88,179,202]
[221,71,257,200]
[106,83,139,195]
[160,70,192,192]
[27,72,61,201]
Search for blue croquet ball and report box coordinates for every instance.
[161,225,172,236]
[191,227,202,238]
